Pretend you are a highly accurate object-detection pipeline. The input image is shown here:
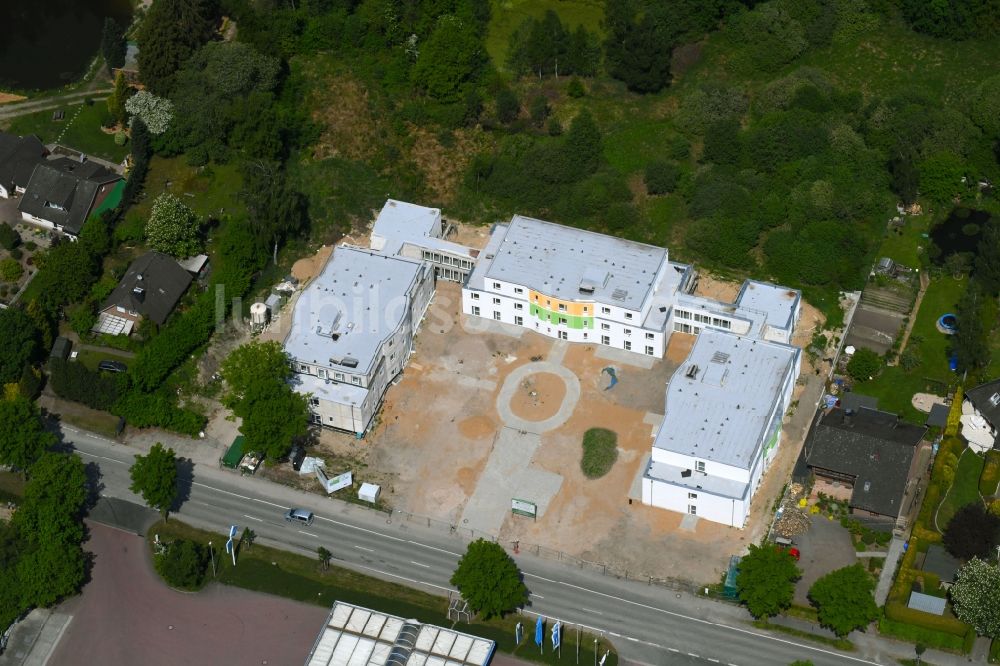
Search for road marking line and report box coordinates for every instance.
[298,531,318,537]
[76,451,127,465]
[625,637,639,643]
[728,663,738,666]
[688,654,699,658]
[407,540,462,557]
[707,659,719,663]
[607,632,621,637]
[529,594,544,599]
[352,563,452,593]
[315,516,408,543]
[522,573,881,665]
[190,482,285,509]
[581,608,603,615]
[242,514,263,522]
[668,648,679,653]
[410,560,431,568]
[355,546,375,552]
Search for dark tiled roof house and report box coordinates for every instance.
[18,157,122,236]
[0,132,47,198]
[963,379,1000,451]
[804,407,925,521]
[98,252,192,334]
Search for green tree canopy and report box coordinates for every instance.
[0,307,38,385]
[13,453,89,548]
[0,396,55,471]
[976,219,1000,296]
[735,543,800,618]
[412,15,487,102]
[846,347,883,381]
[137,0,219,94]
[155,539,209,589]
[129,443,179,519]
[951,557,1000,638]
[146,193,201,257]
[953,281,990,376]
[919,151,966,204]
[450,539,528,619]
[101,17,127,71]
[808,564,879,636]
[943,502,1000,561]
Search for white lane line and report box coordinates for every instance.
[298,531,318,538]
[607,632,621,637]
[410,560,431,569]
[407,540,462,557]
[352,562,453,593]
[315,516,408,543]
[191,482,285,509]
[76,451,127,465]
[355,546,375,552]
[668,648,679,653]
[530,594,544,599]
[581,607,603,615]
[242,514,263,522]
[688,654,699,659]
[708,659,720,664]
[64,426,117,446]
[522,573,880,665]
[625,637,639,643]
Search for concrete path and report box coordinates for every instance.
[874,536,906,605]
[0,609,71,666]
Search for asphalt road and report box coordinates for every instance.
[65,426,904,666]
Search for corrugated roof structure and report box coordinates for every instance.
[306,602,495,666]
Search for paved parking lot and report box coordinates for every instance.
[792,515,858,606]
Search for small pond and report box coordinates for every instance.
[928,207,992,264]
[0,0,132,91]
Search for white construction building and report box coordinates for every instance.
[284,245,434,436]
[370,199,478,283]
[641,329,801,527]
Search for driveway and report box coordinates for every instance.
[48,521,328,666]
[793,515,858,606]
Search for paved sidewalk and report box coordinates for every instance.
[874,536,906,605]
[0,609,71,666]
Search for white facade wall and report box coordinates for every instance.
[0,183,9,198]
[641,478,750,528]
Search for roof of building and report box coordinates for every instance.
[50,336,72,360]
[926,403,950,428]
[653,328,801,469]
[907,591,946,615]
[840,393,879,414]
[734,280,801,333]
[0,132,45,190]
[805,407,924,517]
[923,544,962,583]
[369,199,477,259]
[292,372,370,409]
[966,379,1000,426]
[284,245,425,375]
[306,601,495,666]
[18,157,121,234]
[101,252,193,325]
[469,215,668,311]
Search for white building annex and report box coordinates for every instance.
[370,199,479,283]
[283,245,434,436]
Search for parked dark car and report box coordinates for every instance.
[97,360,127,373]
[289,445,306,472]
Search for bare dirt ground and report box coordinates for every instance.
[693,272,741,303]
[0,92,26,104]
[510,372,566,421]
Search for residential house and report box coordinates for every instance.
[804,406,925,525]
[961,379,1000,453]
[283,245,434,436]
[0,132,46,198]
[18,157,123,236]
[97,252,193,335]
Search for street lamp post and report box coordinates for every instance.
[209,541,216,577]
[594,638,597,666]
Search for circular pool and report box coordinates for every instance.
[937,313,957,335]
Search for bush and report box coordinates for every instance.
[9,247,22,260]
[644,160,680,195]
[114,391,205,435]
[0,224,20,250]
[49,358,122,411]
[861,531,876,545]
[154,539,209,590]
[884,602,970,636]
[567,77,585,98]
[0,258,22,282]
[581,428,618,478]
[878,617,967,652]
[981,450,1000,495]
[846,347,883,380]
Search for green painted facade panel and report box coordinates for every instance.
[529,303,593,330]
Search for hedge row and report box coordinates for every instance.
[980,450,1000,496]
[878,617,970,653]
[884,602,968,636]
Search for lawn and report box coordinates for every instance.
[854,276,967,421]
[75,348,133,372]
[127,156,245,222]
[878,214,933,268]
[3,101,128,163]
[486,0,605,70]
[581,427,618,479]
[149,520,618,666]
[936,448,986,530]
[603,119,678,176]
[0,471,26,502]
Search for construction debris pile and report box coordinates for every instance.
[772,483,811,538]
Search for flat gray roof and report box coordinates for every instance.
[371,199,475,258]
[735,279,801,332]
[292,372,369,407]
[654,329,800,469]
[284,245,423,375]
[470,215,668,311]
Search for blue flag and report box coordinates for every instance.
[534,617,543,646]
[551,621,561,649]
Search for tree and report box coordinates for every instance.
[412,15,487,102]
[318,546,332,570]
[951,557,1000,638]
[953,282,991,376]
[846,347,883,380]
[100,18,127,71]
[450,539,528,619]
[703,119,743,166]
[129,443,179,519]
[240,160,307,263]
[137,0,219,94]
[0,258,23,282]
[221,341,309,461]
[735,543,800,618]
[529,95,550,128]
[606,13,672,93]
[889,152,919,205]
[107,71,131,125]
[564,109,603,179]
[944,503,1000,560]
[125,90,175,135]
[496,88,520,124]
[0,308,37,385]
[244,528,256,550]
[155,539,209,589]
[146,193,201,257]
[919,151,966,204]
[975,220,1000,295]
[0,396,55,471]
[644,161,681,195]
[13,453,88,549]
[807,564,879,636]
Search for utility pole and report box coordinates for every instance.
[208,541,216,577]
